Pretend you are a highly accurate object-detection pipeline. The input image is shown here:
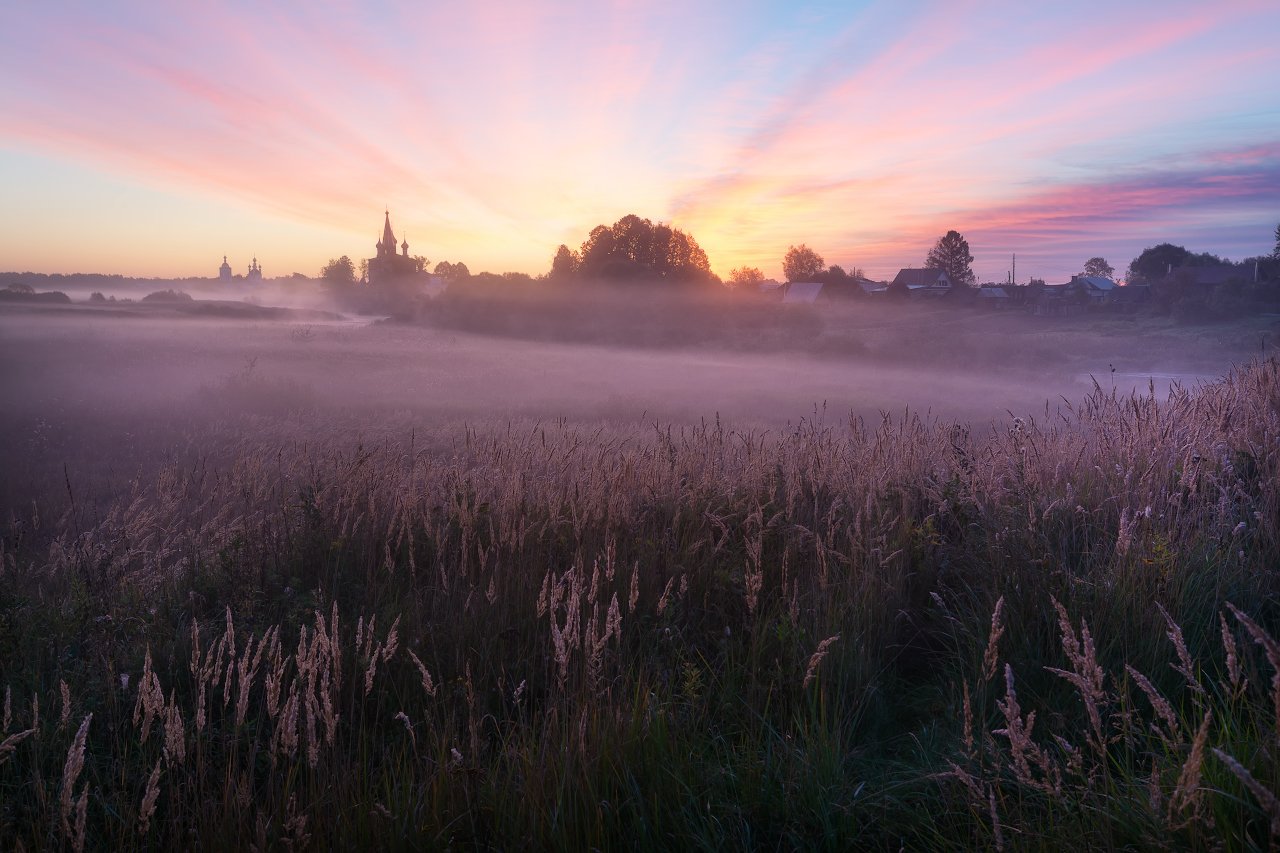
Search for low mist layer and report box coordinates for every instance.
[3,293,1263,518]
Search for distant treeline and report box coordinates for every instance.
[0,272,313,289]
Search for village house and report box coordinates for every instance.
[781,281,824,304]
[891,268,953,297]
[854,276,888,296]
[977,285,1012,309]
[1069,274,1117,303]
[1029,275,1118,314]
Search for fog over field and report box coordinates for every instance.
[1,288,1259,519]
[2,312,1091,424]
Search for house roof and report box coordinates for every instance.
[892,268,951,288]
[978,287,1009,298]
[856,278,888,295]
[1075,275,1117,290]
[1039,283,1073,298]
[782,281,824,303]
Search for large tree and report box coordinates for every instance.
[1125,243,1223,284]
[925,230,975,286]
[1081,257,1114,278]
[574,214,712,283]
[1273,222,1279,259]
[1127,243,1190,283]
[320,256,356,285]
[782,244,825,282]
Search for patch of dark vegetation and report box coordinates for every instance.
[423,279,828,352]
[141,288,194,302]
[0,283,71,304]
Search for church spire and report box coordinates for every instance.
[382,209,396,251]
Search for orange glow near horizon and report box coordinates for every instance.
[0,1,1277,283]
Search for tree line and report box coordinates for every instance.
[320,218,1280,293]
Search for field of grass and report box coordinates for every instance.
[3,332,1280,848]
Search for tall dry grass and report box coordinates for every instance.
[1,359,1278,848]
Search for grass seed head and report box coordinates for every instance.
[803,634,840,690]
[60,713,92,840]
[138,760,161,835]
[1213,747,1280,837]
[982,596,1005,683]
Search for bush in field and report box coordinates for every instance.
[142,289,193,302]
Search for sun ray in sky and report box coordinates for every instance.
[1,0,1276,281]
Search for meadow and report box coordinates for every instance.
[2,303,1279,849]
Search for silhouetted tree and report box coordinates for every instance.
[728,266,765,289]
[1082,257,1114,278]
[925,231,975,286]
[578,226,616,275]
[1273,223,1280,259]
[413,255,429,274]
[1126,243,1223,284]
[1127,244,1189,283]
[665,228,711,280]
[550,244,579,279]
[320,256,356,285]
[574,215,713,283]
[435,261,470,281]
[783,245,824,282]
[1242,254,1280,283]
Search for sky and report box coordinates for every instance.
[1,0,1277,284]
